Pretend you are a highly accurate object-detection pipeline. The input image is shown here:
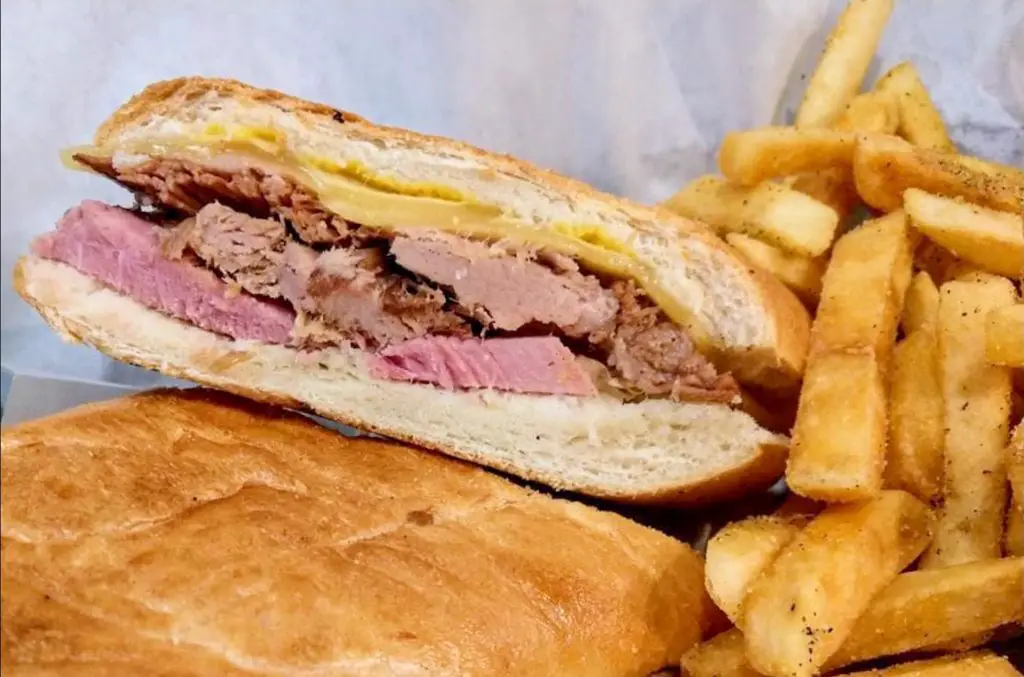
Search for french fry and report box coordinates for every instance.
[774,493,823,519]
[682,559,1024,677]
[795,0,895,128]
[1010,423,1024,512]
[912,239,976,286]
[885,330,944,504]
[901,271,940,335]
[680,628,762,677]
[905,189,1024,278]
[741,491,932,677]
[874,62,955,152]
[789,168,862,219]
[725,233,825,305]
[835,651,1022,677]
[790,92,899,218]
[663,175,839,257]
[853,133,1024,213]
[835,90,900,135]
[704,515,810,624]
[719,127,857,186]
[807,211,912,365]
[986,305,1024,368]
[789,352,888,501]
[1008,501,1024,556]
[788,213,911,501]
[825,557,1024,668]
[920,278,1017,568]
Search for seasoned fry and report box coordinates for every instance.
[787,213,911,501]
[788,351,888,501]
[835,651,1022,677]
[835,90,900,134]
[905,189,1024,278]
[825,557,1024,668]
[704,515,809,624]
[725,233,825,305]
[1008,500,1024,556]
[774,493,823,519]
[663,175,839,257]
[682,559,1024,677]
[885,331,944,504]
[679,628,762,677]
[901,271,940,335]
[742,491,932,677]
[1010,423,1024,512]
[791,92,898,218]
[874,62,955,152]
[986,304,1024,368]
[790,168,861,219]
[808,211,912,364]
[920,278,1017,568]
[719,127,857,186]
[912,239,976,286]
[795,0,895,128]
[853,133,1024,213]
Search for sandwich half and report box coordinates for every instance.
[15,77,809,504]
[0,388,717,676]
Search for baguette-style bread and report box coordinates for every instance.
[0,388,714,676]
[82,76,810,389]
[14,256,788,505]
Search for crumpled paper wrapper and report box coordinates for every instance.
[1,0,1021,384]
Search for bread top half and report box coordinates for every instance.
[70,76,809,390]
[1,388,713,676]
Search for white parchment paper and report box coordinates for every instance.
[2,0,1021,384]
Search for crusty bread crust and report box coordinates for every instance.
[14,256,788,506]
[1,388,715,676]
[91,76,810,390]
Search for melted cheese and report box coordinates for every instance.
[64,124,712,348]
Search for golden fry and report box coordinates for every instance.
[853,133,1024,213]
[663,175,839,257]
[791,92,898,218]
[679,629,762,677]
[682,559,1024,676]
[809,210,912,365]
[825,557,1024,668]
[835,651,1021,677]
[795,0,895,128]
[901,271,940,335]
[704,515,809,624]
[905,189,1024,278]
[874,62,955,152]
[788,351,888,501]
[986,304,1024,368]
[1010,423,1024,515]
[920,277,1017,568]
[835,90,900,134]
[885,331,944,504]
[725,233,825,305]
[742,491,932,677]
[719,127,857,186]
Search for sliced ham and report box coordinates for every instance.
[31,200,295,344]
[368,336,597,396]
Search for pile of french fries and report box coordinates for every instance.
[664,0,1024,675]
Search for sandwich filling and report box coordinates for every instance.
[32,153,739,403]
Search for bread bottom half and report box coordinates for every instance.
[14,256,788,505]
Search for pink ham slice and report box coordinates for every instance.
[31,200,295,344]
[368,336,597,396]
